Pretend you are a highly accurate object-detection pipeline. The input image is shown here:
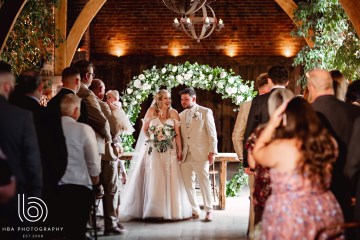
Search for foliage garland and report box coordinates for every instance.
[292,0,360,86]
[120,61,256,151]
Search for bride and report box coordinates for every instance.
[119,89,192,220]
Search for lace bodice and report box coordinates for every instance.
[149,117,176,128]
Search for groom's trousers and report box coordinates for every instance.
[180,157,213,214]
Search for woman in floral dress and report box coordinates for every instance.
[252,98,344,239]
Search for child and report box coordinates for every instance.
[106,90,135,135]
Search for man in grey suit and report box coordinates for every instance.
[179,88,218,222]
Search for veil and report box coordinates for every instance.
[119,100,156,221]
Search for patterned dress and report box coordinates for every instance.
[260,169,344,239]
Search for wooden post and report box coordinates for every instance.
[218,159,227,210]
[0,0,27,54]
[54,0,67,75]
[339,0,360,38]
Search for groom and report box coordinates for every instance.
[179,87,218,222]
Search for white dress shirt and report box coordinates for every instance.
[60,116,101,188]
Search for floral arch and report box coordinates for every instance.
[120,61,256,151]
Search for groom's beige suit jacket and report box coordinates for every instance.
[179,104,218,161]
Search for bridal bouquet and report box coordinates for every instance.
[147,124,176,154]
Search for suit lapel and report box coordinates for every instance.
[187,105,198,134]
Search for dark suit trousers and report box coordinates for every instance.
[56,184,93,240]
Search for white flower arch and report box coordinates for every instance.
[120,61,256,151]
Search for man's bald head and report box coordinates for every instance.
[0,61,15,99]
[89,78,105,100]
[306,69,334,102]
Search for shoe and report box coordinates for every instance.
[104,226,125,236]
[117,222,125,230]
[204,212,213,222]
[192,213,200,219]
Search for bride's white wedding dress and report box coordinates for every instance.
[120,117,192,220]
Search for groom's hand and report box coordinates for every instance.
[208,152,215,165]
[177,152,182,161]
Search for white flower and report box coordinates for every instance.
[131,100,137,105]
[154,74,159,80]
[136,95,141,99]
[228,77,235,84]
[184,73,192,80]
[150,134,155,140]
[172,66,177,72]
[199,74,205,80]
[225,86,235,94]
[246,96,253,102]
[240,85,249,93]
[220,72,227,79]
[231,87,238,94]
[208,74,213,80]
[176,75,184,84]
[217,82,224,89]
[134,79,142,88]
[161,68,166,74]
[141,83,151,90]
[138,74,145,80]
[127,88,133,94]
[236,95,244,103]
[193,111,202,120]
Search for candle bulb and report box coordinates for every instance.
[174,18,179,24]
[205,17,210,24]
[219,19,223,25]
[186,18,191,24]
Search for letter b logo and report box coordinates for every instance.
[18,194,48,222]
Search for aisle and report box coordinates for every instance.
[98,188,250,240]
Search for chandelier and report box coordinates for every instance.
[162,0,206,15]
[172,4,224,42]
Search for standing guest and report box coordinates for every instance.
[9,71,67,194]
[243,66,289,171]
[58,94,100,240]
[0,61,42,238]
[47,66,88,123]
[179,87,218,222]
[330,70,348,101]
[0,148,16,204]
[307,69,360,221]
[89,79,125,235]
[345,80,360,106]
[253,98,343,239]
[232,72,270,235]
[344,117,360,224]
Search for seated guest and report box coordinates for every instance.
[330,70,348,101]
[57,94,100,240]
[252,98,344,239]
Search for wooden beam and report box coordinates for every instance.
[66,0,107,66]
[339,0,360,38]
[0,0,28,54]
[274,0,314,48]
[54,0,67,75]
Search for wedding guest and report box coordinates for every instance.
[0,61,42,239]
[246,89,294,227]
[253,97,343,239]
[47,66,88,123]
[232,72,270,235]
[330,70,348,101]
[307,69,360,221]
[9,71,67,195]
[345,80,360,106]
[0,149,16,204]
[89,79,125,235]
[58,94,100,240]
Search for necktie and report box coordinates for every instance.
[186,109,191,127]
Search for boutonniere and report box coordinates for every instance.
[193,111,202,120]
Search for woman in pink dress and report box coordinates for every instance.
[252,97,344,239]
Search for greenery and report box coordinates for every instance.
[120,61,256,150]
[226,164,249,197]
[292,0,360,86]
[0,0,62,76]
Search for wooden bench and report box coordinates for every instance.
[120,152,240,210]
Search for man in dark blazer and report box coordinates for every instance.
[243,66,289,169]
[0,61,42,236]
[47,67,88,124]
[9,71,67,194]
[344,117,360,222]
[307,69,360,221]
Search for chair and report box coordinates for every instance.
[209,163,219,202]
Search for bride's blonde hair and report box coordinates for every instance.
[153,89,171,117]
